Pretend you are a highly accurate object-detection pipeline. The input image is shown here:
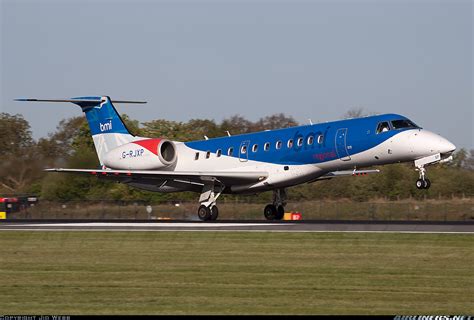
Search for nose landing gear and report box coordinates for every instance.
[415,164,431,189]
[413,153,455,190]
[416,177,431,189]
[414,155,438,190]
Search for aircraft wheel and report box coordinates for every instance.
[198,205,211,221]
[416,179,424,189]
[210,205,219,221]
[264,204,277,220]
[276,205,285,220]
[423,179,431,189]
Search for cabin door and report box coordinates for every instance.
[335,128,351,161]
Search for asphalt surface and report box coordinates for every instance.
[0,219,473,233]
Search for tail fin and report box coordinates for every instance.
[16,96,146,165]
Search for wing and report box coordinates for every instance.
[312,169,380,181]
[45,168,268,186]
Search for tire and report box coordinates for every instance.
[423,179,431,189]
[264,204,277,220]
[276,205,285,220]
[416,179,424,189]
[210,206,219,221]
[198,205,211,221]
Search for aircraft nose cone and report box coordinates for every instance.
[440,139,456,155]
[421,130,456,155]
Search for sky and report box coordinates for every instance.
[1,0,472,149]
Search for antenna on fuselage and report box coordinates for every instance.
[204,135,209,140]
[225,131,231,137]
[308,118,313,125]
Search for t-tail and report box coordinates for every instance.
[15,96,146,165]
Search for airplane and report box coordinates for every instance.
[16,96,456,221]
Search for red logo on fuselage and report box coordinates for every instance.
[133,139,162,155]
[312,151,336,161]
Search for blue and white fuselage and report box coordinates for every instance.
[180,114,455,193]
[17,96,456,220]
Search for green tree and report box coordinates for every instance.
[141,119,186,140]
[341,107,377,119]
[0,113,33,153]
[183,119,220,140]
[219,115,254,135]
[466,149,474,170]
[36,116,85,163]
[254,113,298,131]
[449,148,468,169]
[0,113,42,193]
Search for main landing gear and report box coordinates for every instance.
[264,189,287,220]
[198,204,219,221]
[196,181,289,221]
[197,181,223,221]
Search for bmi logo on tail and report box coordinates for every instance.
[100,120,112,132]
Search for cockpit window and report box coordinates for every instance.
[376,122,391,134]
[391,119,419,130]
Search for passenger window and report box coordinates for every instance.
[317,135,324,144]
[216,149,222,157]
[276,141,282,150]
[228,147,234,156]
[297,137,303,147]
[206,151,211,159]
[195,152,199,160]
[287,139,294,148]
[252,144,258,152]
[241,145,247,154]
[307,136,314,145]
[264,142,270,151]
[376,122,391,134]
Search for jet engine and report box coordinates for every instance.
[103,138,177,170]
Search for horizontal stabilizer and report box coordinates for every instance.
[15,98,146,104]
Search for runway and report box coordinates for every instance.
[0,220,473,233]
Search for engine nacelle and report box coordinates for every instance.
[103,138,177,170]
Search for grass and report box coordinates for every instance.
[0,231,472,314]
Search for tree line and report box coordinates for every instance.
[1,111,473,202]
